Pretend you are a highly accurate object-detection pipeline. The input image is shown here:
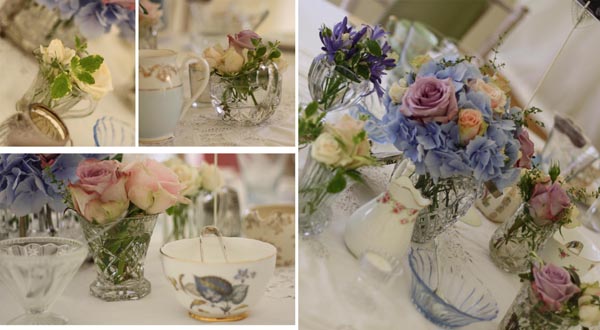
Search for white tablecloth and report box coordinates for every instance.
[0,28,135,146]
[0,227,295,325]
[140,34,296,147]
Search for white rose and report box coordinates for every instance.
[40,39,75,66]
[326,114,365,149]
[389,78,408,104]
[164,158,202,197]
[218,47,245,74]
[311,132,343,166]
[199,163,224,192]
[470,79,507,112]
[74,62,113,100]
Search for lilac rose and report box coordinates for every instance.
[529,182,571,226]
[531,263,580,312]
[400,76,458,124]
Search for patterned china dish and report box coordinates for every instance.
[243,204,295,267]
[160,236,276,322]
[540,226,600,276]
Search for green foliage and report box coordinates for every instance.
[298,102,326,145]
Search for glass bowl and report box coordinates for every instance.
[0,237,87,324]
[408,246,498,328]
[93,116,135,146]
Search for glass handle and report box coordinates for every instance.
[177,52,209,119]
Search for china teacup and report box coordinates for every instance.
[160,237,276,322]
[540,226,600,275]
[243,204,295,267]
[139,49,209,142]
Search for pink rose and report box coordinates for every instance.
[102,0,135,10]
[531,263,580,312]
[529,181,571,225]
[400,76,458,124]
[123,159,188,214]
[68,159,129,224]
[228,30,261,54]
[457,109,487,145]
[515,130,535,169]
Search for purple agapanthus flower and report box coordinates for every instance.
[35,0,135,39]
[318,17,397,99]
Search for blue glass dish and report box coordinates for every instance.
[93,116,135,147]
[408,246,498,328]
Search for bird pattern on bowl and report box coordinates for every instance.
[167,268,256,316]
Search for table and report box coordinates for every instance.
[140,34,296,147]
[0,27,135,146]
[297,1,600,329]
[0,226,295,325]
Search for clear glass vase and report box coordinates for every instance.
[16,69,97,119]
[0,0,81,53]
[162,202,200,243]
[410,175,482,243]
[298,154,336,237]
[79,214,158,301]
[489,204,559,273]
[210,61,282,125]
[499,284,577,330]
[307,57,371,112]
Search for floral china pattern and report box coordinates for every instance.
[377,191,419,223]
[140,64,178,83]
[167,268,256,316]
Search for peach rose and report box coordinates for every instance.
[458,109,487,145]
[123,159,189,214]
[470,79,507,113]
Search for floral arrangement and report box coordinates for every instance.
[162,157,224,241]
[375,56,538,192]
[300,102,377,196]
[36,38,112,102]
[492,165,578,250]
[0,154,103,216]
[503,260,600,329]
[315,16,397,108]
[35,0,135,39]
[68,156,188,224]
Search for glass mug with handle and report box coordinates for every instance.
[139,49,209,142]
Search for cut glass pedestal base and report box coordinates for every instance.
[89,278,151,302]
[8,312,68,325]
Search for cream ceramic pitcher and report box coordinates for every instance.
[139,49,209,142]
[344,174,430,259]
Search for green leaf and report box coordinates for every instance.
[111,153,123,162]
[268,49,281,59]
[304,102,319,118]
[80,55,103,73]
[76,72,95,85]
[327,170,347,193]
[255,46,267,58]
[345,170,364,184]
[365,39,382,56]
[356,64,370,80]
[50,73,71,99]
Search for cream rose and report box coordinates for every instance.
[389,78,408,104]
[311,132,343,166]
[323,115,372,169]
[579,287,600,327]
[219,47,245,73]
[203,45,225,69]
[199,163,224,192]
[164,158,202,197]
[40,39,76,66]
[75,62,113,100]
[470,79,507,112]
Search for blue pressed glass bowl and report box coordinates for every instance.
[93,116,135,147]
[408,246,498,328]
